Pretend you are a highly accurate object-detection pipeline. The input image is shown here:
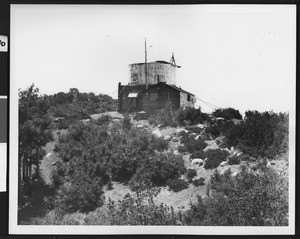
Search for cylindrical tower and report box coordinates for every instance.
[129,61,177,86]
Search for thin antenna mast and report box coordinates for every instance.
[144,38,148,89]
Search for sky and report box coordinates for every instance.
[10,4,296,114]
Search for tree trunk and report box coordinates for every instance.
[22,152,26,181]
[36,147,40,179]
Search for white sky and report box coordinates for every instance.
[11,4,296,114]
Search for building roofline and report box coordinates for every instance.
[144,82,195,96]
[129,61,179,67]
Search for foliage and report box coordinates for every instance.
[53,120,172,212]
[122,114,132,130]
[184,165,288,226]
[186,168,197,182]
[212,107,242,120]
[55,177,104,213]
[227,155,241,165]
[178,131,208,153]
[48,88,117,129]
[204,149,229,169]
[148,102,177,127]
[129,152,186,190]
[19,84,53,212]
[176,107,210,125]
[106,188,180,225]
[167,178,189,192]
[192,178,205,186]
[191,150,207,159]
[95,114,112,126]
[224,111,289,158]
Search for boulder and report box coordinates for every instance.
[46,153,52,157]
[157,123,164,128]
[216,117,225,121]
[197,124,204,129]
[191,158,203,165]
[172,137,179,142]
[176,128,188,135]
[164,135,171,141]
[220,161,228,167]
[173,150,179,155]
[195,135,201,140]
[152,128,162,138]
[136,124,144,128]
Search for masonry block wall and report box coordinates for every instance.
[129,61,176,85]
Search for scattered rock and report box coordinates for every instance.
[136,124,144,128]
[152,128,162,137]
[216,117,225,121]
[157,123,164,128]
[176,128,188,135]
[46,153,52,157]
[195,135,201,140]
[220,161,228,167]
[51,161,57,166]
[232,172,238,177]
[197,124,204,129]
[172,137,179,142]
[191,158,203,165]
[164,135,171,140]
[173,150,179,155]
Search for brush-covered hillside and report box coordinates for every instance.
[18,85,289,226]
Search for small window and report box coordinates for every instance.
[187,94,191,102]
[131,74,138,83]
[150,93,158,102]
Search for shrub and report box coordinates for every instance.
[176,107,209,126]
[178,133,208,153]
[192,177,205,186]
[212,107,242,120]
[184,165,288,226]
[204,149,229,169]
[186,169,197,182]
[96,114,112,125]
[122,115,132,130]
[191,150,206,159]
[55,177,105,213]
[223,111,289,158]
[205,124,221,138]
[105,188,180,225]
[167,178,189,192]
[227,155,240,165]
[129,152,186,190]
[148,103,177,127]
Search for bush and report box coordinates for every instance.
[186,169,197,182]
[104,188,180,225]
[176,107,209,126]
[178,133,208,153]
[96,114,112,125]
[122,115,132,130]
[191,150,206,159]
[129,152,186,190]
[167,178,189,192]
[224,111,289,158]
[148,103,177,127]
[55,177,105,213]
[204,149,229,169]
[227,155,240,165]
[192,177,205,186]
[212,107,242,120]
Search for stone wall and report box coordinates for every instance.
[180,92,196,109]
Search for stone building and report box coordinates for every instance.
[118,54,195,114]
